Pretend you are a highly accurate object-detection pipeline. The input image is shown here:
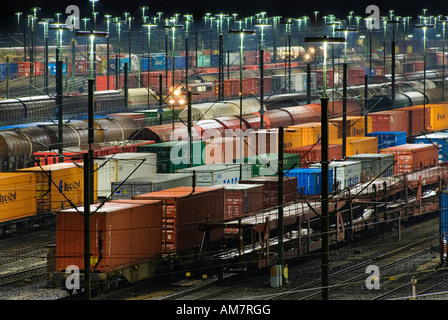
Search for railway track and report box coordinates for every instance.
[265,236,437,300]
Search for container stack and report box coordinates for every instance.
[380,143,439,174]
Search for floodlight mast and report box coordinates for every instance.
[305,35,345,301]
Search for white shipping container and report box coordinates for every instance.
[178,163,253,186]
[95,152,157,197]
[310,160,362,191]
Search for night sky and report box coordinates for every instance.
[0,0,445,32]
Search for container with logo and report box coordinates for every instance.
[366,131,406,152]
[414,132,448,163]
[329,116,367,138]
[428,103,448,132]
[0,173,36,224]
[111,173,194,199]
[133,186,225,253]
[95,153,157,198]
[177,163,252,186]
[18,163,96,212]
[310,160,362,191]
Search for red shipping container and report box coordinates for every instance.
[286,144,343,167]
[368,110,410,135]
[380,143,439,173]
[239,176,298,209]
[55,200,163,273]
[224,184,264,220]
[414,61,424,71]
[315,70,334,87]
[133,186,225,253]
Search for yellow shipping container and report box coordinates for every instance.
[428,103,448,132]
[330,116,368,138]
[18,163,97,212]
[330,137,378,156]
[0,173,37,223]
[284,122,338,149]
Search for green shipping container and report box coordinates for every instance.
[137,140,205,173]
[197,55,211,67]
[235,153,300,176]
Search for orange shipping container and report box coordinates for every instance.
[330,116,367,138]
[55,200,162,274]
[285,122,339,149]
[380,143,439,173]
[133,186,225,253]
[0,173,36,224]
[330,137,378,156]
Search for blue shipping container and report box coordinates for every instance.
[366,131,406,152]
[0,63,18,80]
[440,189,448,240]
[286,168,334,195]
[48,63,67,76]
[415,132,448,163]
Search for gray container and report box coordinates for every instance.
[111,173,194,199]
[178,163,253,187]
[347,153,395,179]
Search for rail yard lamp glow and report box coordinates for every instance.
[229,28,256,179]
[415,22,435,132]
[305,35,345,301]
[76,30,109,79]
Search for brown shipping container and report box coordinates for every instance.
[380,143,439,173]
[239,176,298,209]
[18,163,97,212]
[367,110,409,134]
[397,106,431,135]
[55,200,162,273]
[133,186,225,253]
[285,144,343,167]
[0,173,37,223]
[224,184,265,220]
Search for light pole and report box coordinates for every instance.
[143,22,157,108]
[415,22,435,132]
[39,18,52,95]
[164,22,184,127]
[335,27,357,159]
[229,28,255,180]
[76,29,108,301]
[255,20,271,129]
[305,35,345,301]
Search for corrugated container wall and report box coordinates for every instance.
[380,143,439,173]
[285,168,334,195]
[0,173,37,223]
[329,137,378,156]
[133,186,225,253]
[414,132,448,163]
[347,153,395,180]
[366,131,406,152]
[56,200,163,273]
[18,163,97,212]
[111,173,194,200]
[285,144,343,167]
[284,122,339,149]
[177,163,253,186]
[239,176,298,209]
[95,153,157,198]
